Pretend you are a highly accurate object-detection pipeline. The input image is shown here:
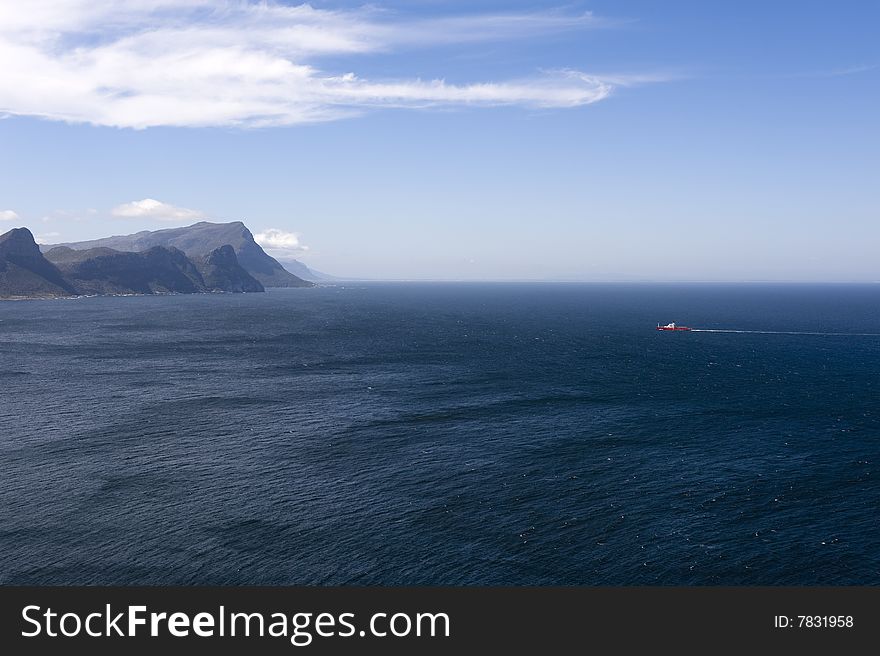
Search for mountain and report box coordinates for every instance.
[196,245,264,293]
[43,244,264,295]
[0,228,77,298]
[46,221,313,288]
[47,245,195,295]
[273,258,337,282]
[0,226,269,298]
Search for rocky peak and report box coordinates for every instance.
[0,227,42,258]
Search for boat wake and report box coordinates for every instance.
[690,329,880,336]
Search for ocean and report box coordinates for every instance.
[2,283,879,585]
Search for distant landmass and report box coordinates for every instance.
[45,221,317,287]
[272,257,337,283]
[1,221,318,299]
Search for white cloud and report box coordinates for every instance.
[0,1,644,129]
[0,209,20,221]
[111,198,205,222]
[254,229,309,260]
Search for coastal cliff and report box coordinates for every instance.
[45,221,313,288]
[1,227,266,299]
[0,228,78,298]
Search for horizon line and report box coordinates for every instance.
[312,278,880,285]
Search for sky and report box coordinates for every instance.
[0,0,878,281]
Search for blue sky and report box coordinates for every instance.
[1,0,878,280]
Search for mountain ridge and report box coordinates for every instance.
[45,221,314,288]
[1,227,268,298]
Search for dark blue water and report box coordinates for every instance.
[2,283,880,585]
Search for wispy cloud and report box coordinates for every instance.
[0,209,20,221]
[810,63,878,78]
[34,231,61,244]
[0,1,647,129]
[254,228,309,260]
[111,198,205,222]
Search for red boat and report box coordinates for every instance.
[657,322,691,331]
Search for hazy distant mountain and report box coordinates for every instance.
[274,257,337,282]
[0,228,77,298]
[46,221,313,288]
